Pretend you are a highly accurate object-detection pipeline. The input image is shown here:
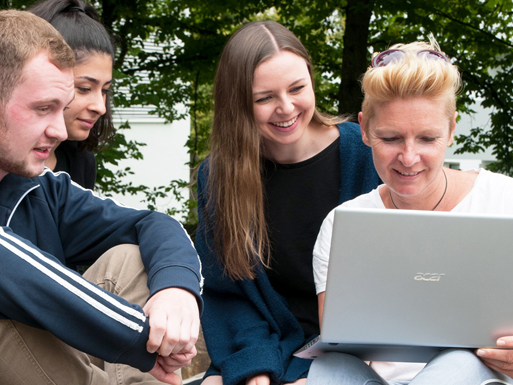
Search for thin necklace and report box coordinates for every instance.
[389,169,448,211]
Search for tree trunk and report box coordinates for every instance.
[338,0,374,119]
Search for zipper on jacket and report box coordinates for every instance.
[7,185,40,227]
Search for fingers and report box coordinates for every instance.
[182,308,200,353]
[477,346,513,376]
[143,287,200,356]
[146,310,189,355]
[159,346,197,371]
[149,312,198,356]
[148,348,197,385]
[145,306,168,354]
[148,360,182,385]
[480,356,513,377]
[497,337,513,347]
[246,374,270,385]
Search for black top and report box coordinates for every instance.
[54,141,96,190]
[263,138,340,338]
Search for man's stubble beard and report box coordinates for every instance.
[0,117,42,179]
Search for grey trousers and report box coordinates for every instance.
[0,244,179,385]
[306,350,513,385]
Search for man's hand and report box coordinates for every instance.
[143,287,200,356]
[149,347,197,385]
[477,337,513,376]
[246,373,270,385]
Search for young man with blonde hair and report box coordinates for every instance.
[0,10,202,385]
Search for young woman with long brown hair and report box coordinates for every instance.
[196,20,380,385]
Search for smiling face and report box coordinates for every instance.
[252,50,316,160]
[64,53,112,141]
[359,97,456,205]
[0,52,74,181]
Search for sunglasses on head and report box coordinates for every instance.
[371,49,449,68]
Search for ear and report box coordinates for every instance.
[447,111,457,147]
[359,112,371,147]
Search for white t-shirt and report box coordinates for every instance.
[312,169,513,381]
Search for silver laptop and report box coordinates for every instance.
[295,207,513,362]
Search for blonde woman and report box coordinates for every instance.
[309,39,513,384]
[196,20,380,385]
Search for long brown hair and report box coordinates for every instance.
[208,20,343,280]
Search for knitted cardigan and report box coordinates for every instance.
[196,122,381,385]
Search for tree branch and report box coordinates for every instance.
[432,7,513,49]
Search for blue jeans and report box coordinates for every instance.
[306,349,513,385]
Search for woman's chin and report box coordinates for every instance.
[67,132,91,142]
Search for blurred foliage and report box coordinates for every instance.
[97,0,513,180]
[5,0,513,228]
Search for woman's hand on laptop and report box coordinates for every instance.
[476,337,513,376]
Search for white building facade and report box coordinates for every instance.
[107,105,191,218]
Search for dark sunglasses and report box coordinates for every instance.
[371,49,449,68]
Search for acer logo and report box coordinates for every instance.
[414,273,445,282]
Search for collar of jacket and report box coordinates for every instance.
[0,173,39,226]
